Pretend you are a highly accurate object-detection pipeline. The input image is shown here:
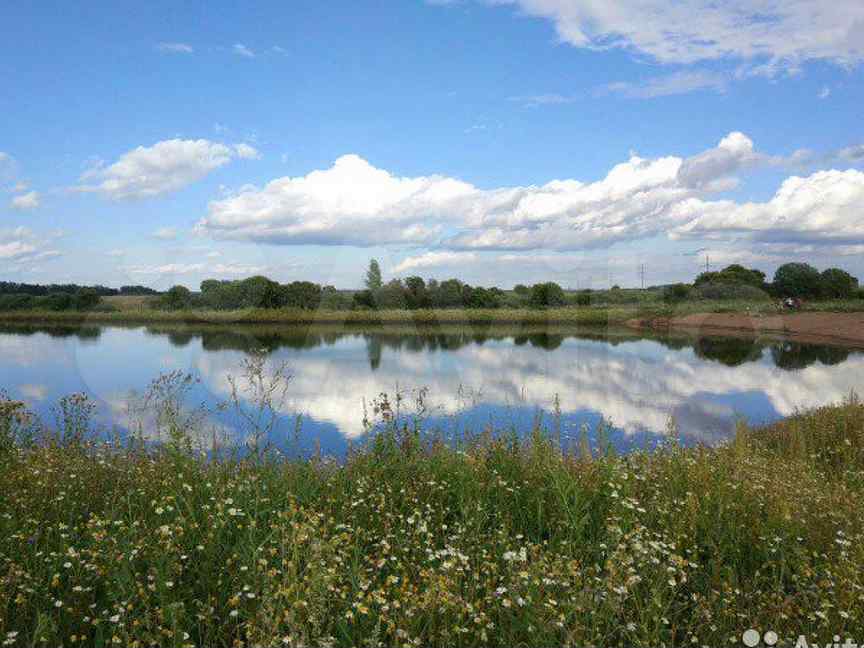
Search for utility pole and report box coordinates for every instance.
[639,264,645,290]
[705,255,710,273]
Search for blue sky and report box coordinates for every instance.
[2,0,863,289]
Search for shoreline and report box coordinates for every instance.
[1,305,864,347]
[627,311,864,348]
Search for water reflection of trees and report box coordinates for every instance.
[770,341,850,370]
[0,323,102,340]
[0,322,856,373]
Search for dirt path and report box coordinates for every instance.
[627,311,864,348]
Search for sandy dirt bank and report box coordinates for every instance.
[627,311,864,348]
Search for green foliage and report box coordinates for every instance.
[695,282,770,301]
[351,289,377,310]
[574,290,592,306]
[820,267,859,299]
[695,264,766,289]
[513,284,529,295]
[773,262,823,298]
[159,285,193,311]
[2,393,864,646]
[529,282,566,308]
[662,283,691,304]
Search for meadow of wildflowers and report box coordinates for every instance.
[1,386,864,647]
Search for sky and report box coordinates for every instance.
[1,0,863,290]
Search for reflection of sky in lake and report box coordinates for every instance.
[1,324,862,457]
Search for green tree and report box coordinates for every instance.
[773,263,822,298]
[159,285,192,311]
[820,268,859,299]
[695,264,765,288]
[365,259,383,291]
[529,282,566,308]
[72,288,100,311]
[404,276,429,309]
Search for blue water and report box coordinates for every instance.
[1,322,861,457]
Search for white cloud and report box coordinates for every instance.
[233,43,255,58]
[671,169,864,245]
[155,42,194,54]
[0,227,61,263]
[393,251,478,274]
[122,262,266,277]
[603,70,727,99]
[676,132,761,189]
[489,0,864,69]
[10,190,40,210]
[153,226,179,240]
[234,143,261,159]
[819,86,832,99]
[196,134,864,255]
[197,153,477,246]
[106,249,125,258]
[76,138,252,201]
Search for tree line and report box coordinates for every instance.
[663,262,861,303]
[0,259,859,313]
[0,283,157,312]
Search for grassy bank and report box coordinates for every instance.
[0,298,862,327]
[2,396,864,646]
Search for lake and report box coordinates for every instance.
[1,321,862,457]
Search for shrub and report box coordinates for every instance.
[662,283,691,304]
[696,282,771,301]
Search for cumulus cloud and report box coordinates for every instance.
[488,0,864,69]
[9,190,40,210]
[676,132,762,190]
[155,42,194,54]
[76,138,252,201]
[0,227,61,264]
[197,153,477,246]
[196,133,864,255]
[671,169,864,245]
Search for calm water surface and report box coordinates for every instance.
[1,322,862,457]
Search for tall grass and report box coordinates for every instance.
[1,387,863,646]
